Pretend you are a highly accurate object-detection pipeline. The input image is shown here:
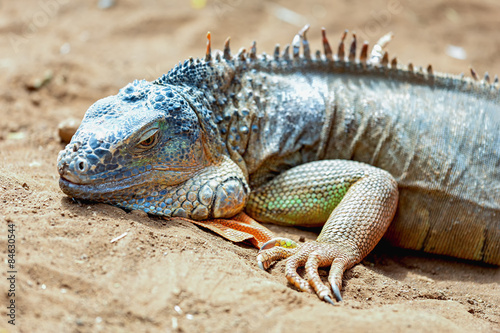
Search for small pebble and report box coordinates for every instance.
[60,43,71,55]
[98,0,115,9]
[446,45,467,60]
[58,117,81,143]
[25,70,53,91]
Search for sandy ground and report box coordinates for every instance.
[0,0,499,332]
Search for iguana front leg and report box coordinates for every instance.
[247,160,399,304]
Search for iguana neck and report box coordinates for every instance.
[153,56,257,177]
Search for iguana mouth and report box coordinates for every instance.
[59,171,153,198]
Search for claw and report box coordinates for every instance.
[260,239,277,251]
[323,295,335,305]
[331,283,343,302]
[257,259,265,271]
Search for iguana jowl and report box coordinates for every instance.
[57,26,500,304]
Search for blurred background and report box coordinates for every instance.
[2,0,499,150]
[2,0,499,87]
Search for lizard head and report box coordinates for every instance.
[57,79,248,220]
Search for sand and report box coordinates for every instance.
[0,0,499,332]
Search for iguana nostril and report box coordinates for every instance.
[76,159,88,173]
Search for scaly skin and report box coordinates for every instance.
[251,160,398,302]
[57,27,500,304]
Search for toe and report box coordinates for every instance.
[285,249,314,293]
[257,246,297,270]
[305,250,335,302]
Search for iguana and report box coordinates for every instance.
[57,26,500,304]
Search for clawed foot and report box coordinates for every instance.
[257,239,356,304]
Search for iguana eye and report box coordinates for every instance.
[141,136,155,146]
[135,128,159,152]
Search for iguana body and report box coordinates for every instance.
[57,27,500,304]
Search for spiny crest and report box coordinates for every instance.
[337,30,346,60]
[349,33,356,62]
[205,32,212,62]
[223,37,231,60]
[292,24,310,59]
[158,26,499,92]
[321,28,333,59]
[200,26,429,75]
